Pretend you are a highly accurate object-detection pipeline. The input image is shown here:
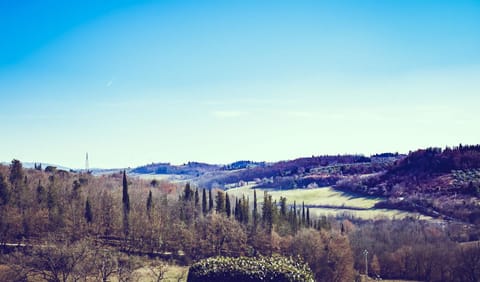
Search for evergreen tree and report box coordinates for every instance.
[0,173,10,206]
[122,170,130,236]
[302,201,306,226]
[242,195,249,224]
[202,188,207,215]
[279,197,287,219]
[306,207,311,227]
[225,193,231,217]
[234,198,240,221]
[85,198,93,223]
[292,201,298,234]
[183,183,193,201]
[195,188,199,208]
[253,189,259,229]
[9,159,24,207]
[146,190,153,216]
[36,180,46,205]
[215,191,225,214]
[262,191,273,234]
[208,189,213,212]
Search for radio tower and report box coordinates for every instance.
[85,152,89,173]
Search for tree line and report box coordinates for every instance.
[1,159,479,281]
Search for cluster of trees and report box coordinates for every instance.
[336,145,480,223]
[200,155,372,188]
[348,218,480,281]
[1,159,480,281]
[0,160,352,281]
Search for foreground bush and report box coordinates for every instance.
[187,255,315,282]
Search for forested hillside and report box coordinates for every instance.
[337,145,480,223]
[1,159,480,281]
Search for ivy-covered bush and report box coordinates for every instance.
[187,255,315,282]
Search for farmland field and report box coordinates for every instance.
[227,185,432,220]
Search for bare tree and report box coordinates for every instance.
[146,259,168,282]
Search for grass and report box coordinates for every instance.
[226,185,431,220]
[226,185,382,208]
[134,264,189,282]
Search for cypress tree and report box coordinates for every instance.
[183,183,193,201]
[306,207,311,227]
[243,195,250,223]
[215,191,225,214]
[234,198,240,221]
[208,189,213,212]
[302,201,305,226]
[279,197,287,219]
[202,188,207,215]
[262,191,273,234]
[122,170,130,236]
[85,198,93,223]
[0,173,10,206]
[195,188,199,207]
[225,193,231,218]
[253,189,259,228]
[146,190,153,215]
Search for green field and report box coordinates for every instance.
[226,186,431,220]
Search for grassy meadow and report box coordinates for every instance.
[226,185,431,220]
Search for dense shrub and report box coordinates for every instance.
[187,255,315,282]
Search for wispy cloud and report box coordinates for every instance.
[106,79,114,87]
[211,110,248,119]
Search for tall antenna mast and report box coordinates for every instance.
[85,152,89,173]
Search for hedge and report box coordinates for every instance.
[187,255,315,282]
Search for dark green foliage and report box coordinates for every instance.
[208,189,213,212]
[9,159,24,207]
[279,197,287,218]
[85,198,93,223]
[9,159,24,187]
[253,189,259,228]
[195,188,200,208]
[0,173,10,206]
[122,170,130,236]
[183,183,193,201]
[122,171,130,213]
[225,193,231,217]
[187,255,315,282]
[215,191,225,214]
[306,207,310,227]
[302,201,305,225]
[262,191,273,234]
[146,190,153,215]
[202,189,207,215]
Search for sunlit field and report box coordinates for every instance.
[227,185,431,220]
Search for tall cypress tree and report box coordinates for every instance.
[202,188,207,215]
[183,183,193,201]
[253,189,259,229]
[0,173,10,206]
[122,170,130,236]
[195,188,199,208]
[306,207,311,227]
[146,190,153,216]
[208,189,213,212]
[279,197,287,220]
[262,191,273,234]
[215,191,225,214]
[225,193,231,218]
[302,201,306,226]
[85,197,93,223]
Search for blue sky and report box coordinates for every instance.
[1,0,479,168]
